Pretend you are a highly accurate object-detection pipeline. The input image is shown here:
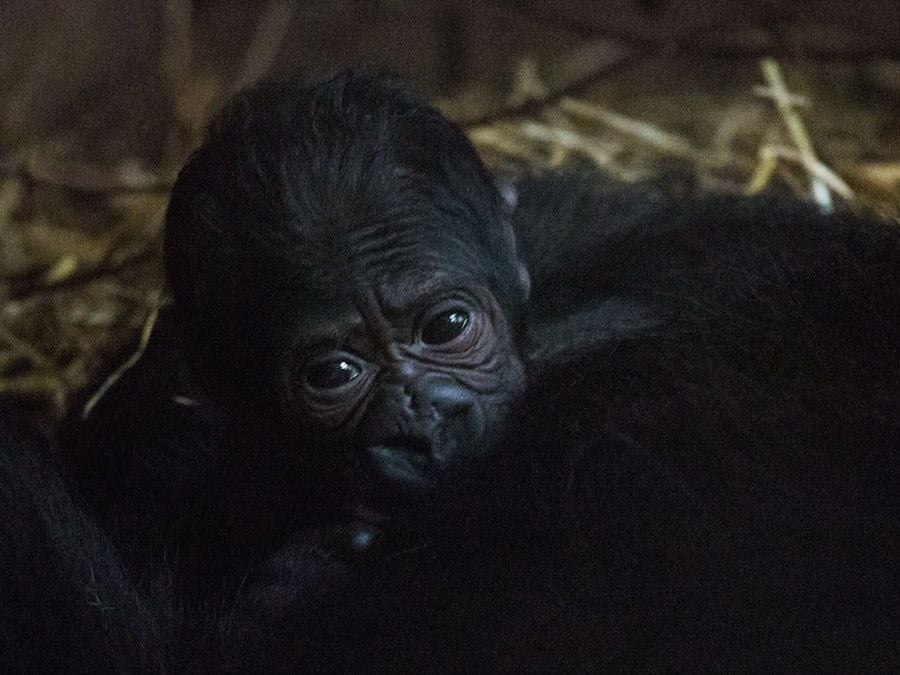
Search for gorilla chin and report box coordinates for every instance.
[355,425,505,521]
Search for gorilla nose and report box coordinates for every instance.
[412,379,475,419]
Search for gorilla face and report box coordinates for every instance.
[285,273,526,496]
[162,73,531,512]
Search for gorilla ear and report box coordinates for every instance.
[498,180,531,301]
[503,216,531,302]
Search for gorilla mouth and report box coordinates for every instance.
[383,435,432,456]
[366,435,434,488]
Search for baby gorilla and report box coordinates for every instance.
[166,71,530,525]
[64,70,899,670]
[70,73,534,572]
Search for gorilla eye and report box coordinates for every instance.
[304,359,362,390]
[421,310,470,345]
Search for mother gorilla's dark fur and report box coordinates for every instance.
[51,70,900,670]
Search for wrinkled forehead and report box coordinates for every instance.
[300,225,491,317]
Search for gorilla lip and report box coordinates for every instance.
[366,436,434,488]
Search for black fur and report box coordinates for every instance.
[59,70,899,670]
[0,423,168,672]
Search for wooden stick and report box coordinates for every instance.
[757,58,833,211]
